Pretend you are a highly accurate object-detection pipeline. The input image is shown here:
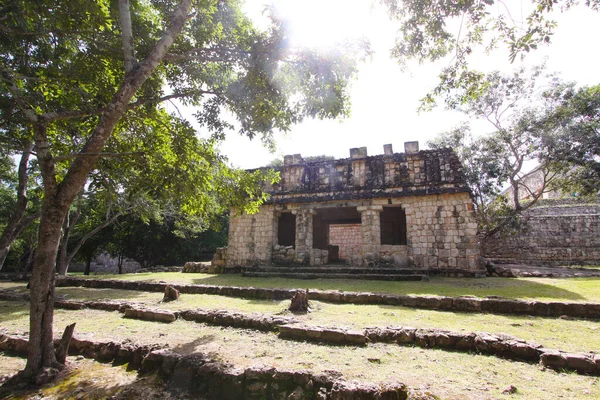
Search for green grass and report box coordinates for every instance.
[1,300,598,400]
[31,287,600,353]
[70,272,600,303]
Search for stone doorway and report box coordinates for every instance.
[313,207,362,264]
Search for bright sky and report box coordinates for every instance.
[215,1,600,169]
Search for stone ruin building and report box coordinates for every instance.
[225,142,483,278]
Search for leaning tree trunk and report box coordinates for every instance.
[0,143,34,270]
[23,0,193,379]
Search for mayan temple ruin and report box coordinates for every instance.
[225,142,483,279]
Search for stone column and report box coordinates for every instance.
[292,209,314,265]
[357,205,383,265]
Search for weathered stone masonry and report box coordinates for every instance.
[227,142,481,272]
[483,201,600,265]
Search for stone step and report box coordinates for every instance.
[245,266,427,275]
[242,272,428,281]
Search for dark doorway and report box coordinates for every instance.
[278,213,296,247]
[380,207,407,245]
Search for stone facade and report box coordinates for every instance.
[483,201,600,265]
[226,142,481,271]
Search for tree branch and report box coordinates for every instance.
[53,152,145,162]
[118,0,137,74]
[55,0,193,208]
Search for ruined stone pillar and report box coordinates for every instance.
[292,209,314,264]
[357,205,383,265]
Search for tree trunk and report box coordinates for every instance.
[0,143,34,270]
[118,250,123,274]
[23,0,193,379]
[84,252,92,276]
[24,202,67,377]
[289,289,310,312]
[24,246,36,274]
[55,323,76,364]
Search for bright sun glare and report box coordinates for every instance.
[270,0,370,49]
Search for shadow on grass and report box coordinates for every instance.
[171,334,216,355]
[189,275,590,302]
[54,287,161,303]
[0,301,30,325]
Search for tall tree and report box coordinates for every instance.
[0,0,361,379]
[428,66,563,237]
[537,83,600,196]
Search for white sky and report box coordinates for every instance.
[207,1,600,169]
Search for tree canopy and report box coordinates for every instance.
[429,66,600,236]
[382,0,600,108]
[0,0,363,379]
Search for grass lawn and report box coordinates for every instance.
[1,300,599,399]
[68,272,600,303]
[3,284,599,353]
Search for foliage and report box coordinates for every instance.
[0,0,363,376]
[428,66,567,236]
[381,0,600,108]
[537,84,600,196]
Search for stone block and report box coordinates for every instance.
[565,353,596,373]
[540,350,567,370]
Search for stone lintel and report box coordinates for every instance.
[357,205,383,212]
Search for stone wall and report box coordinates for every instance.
[328,224,362,262]
[69,251,140,274]
[227,192,479,270]
[267,144,470,203]
[483,203,600,265]
[399,192,480,270]
[226,205,276,266]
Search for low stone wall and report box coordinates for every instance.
[3,292,600,376]
[271,245,296,264]
[311,248,329,266]
[183,262,216,273]
[483,204,600,266]
[178,309,297,332]
[53,278,600,319]
[0,333,410,399]
[279,325,600,375]
[279,325,366,346]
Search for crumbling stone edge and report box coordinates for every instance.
[279,325,600,376]
[55,277,600,319]
[0,333,409,400]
